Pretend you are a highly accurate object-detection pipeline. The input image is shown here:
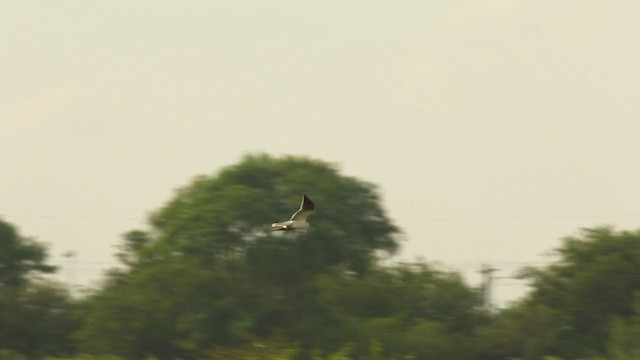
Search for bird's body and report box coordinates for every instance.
[271,194,315,231]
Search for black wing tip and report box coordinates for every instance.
[302,194,315,210]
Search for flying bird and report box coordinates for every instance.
[271,194,315,231]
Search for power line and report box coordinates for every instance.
[3,213,640,222]
[401,214,640,222]
[2,214,142,221]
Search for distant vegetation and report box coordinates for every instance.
[2,154,640,360]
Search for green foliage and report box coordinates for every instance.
[287,263,482,359]
[0,219,72,358]
[206,340,298,360]
[604,296,640,360]
[115,230,152,267]
[204,341,415,360]
[76,154,407,358]
[0,281,77,358]
[0,349,28,360]
[519,227,640,358]
[475,302,574,360]
[314,263,481,329]
[12,156,640,360]
[148,154,400,273]
[76,255,247,359]
[0,219,55,287]
[44,355,126,360]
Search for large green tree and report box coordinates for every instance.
[147,154,400,273]
[78,154,403,359]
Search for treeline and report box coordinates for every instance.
[2,154,640,360]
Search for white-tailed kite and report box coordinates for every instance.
[271,194,315,231]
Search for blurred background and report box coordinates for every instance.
[1,2,640,359]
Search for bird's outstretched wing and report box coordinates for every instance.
[289,194,315,221]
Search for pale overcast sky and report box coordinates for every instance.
[2,1,639,305]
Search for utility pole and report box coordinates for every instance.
[62,250,77,290]
[479,264,498,313]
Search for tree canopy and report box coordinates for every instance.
[0,219,74,358]
[76,154,418,359]
[520,227,640,358]
[0,219,55,287]
[475,227,640,360]
[145,154,400,274]
[4,155,640,360]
